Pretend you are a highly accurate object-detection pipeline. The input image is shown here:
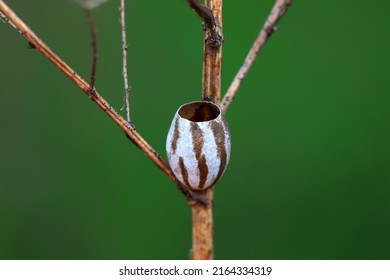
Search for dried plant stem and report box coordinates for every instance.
[188,0,293,259]
[83,8,98,91]
[0,0,202,204]
[201,0,224,103]
[221,0,293,113]
[188,0,223,260]
[186,0,223,49]
[120,0,131,123]
[191,188,214,260]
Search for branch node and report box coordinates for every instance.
[186,0,224,48]
[187,196,209,207]
[27,41,36,49]
[204,19,224,48]
[88,87,97,98]
[202,96,215,103]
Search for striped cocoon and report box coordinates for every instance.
[166,101,231,190]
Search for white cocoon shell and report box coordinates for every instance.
[166,101,231,190]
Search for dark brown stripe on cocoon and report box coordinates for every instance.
[210,120,227,186]
[191,122,209,189]
[179,157,191,188]
[171,117,180,154]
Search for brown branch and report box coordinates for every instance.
[187,0,213,27]
[191,188,214,260]
[186,0,224,49]
[120,0,131,123]
[187,0,224,104]
[188,0,223,260]
[83,8,98,92]
[220,0,293,114]
[0,0,206,205]
[201,0,223,104]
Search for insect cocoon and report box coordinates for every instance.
[166,101,231,190]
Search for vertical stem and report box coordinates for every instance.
[192,189,214,260]
[192,0,223,260]
[201,0,223,104]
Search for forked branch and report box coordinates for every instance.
[0,0,204,205]
[186,0,224,48]
[221,0,293,113]
[1,0,294,260]
[187,0,224,104]
[186,0,293,260]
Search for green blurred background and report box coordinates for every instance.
[1,0,389,259]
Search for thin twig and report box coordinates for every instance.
[187,0,213,27]
[120,0,131,123]
[187,0,224,260]
[83,8,98,92]
[0,0,206,205]
[221,0,293,113]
